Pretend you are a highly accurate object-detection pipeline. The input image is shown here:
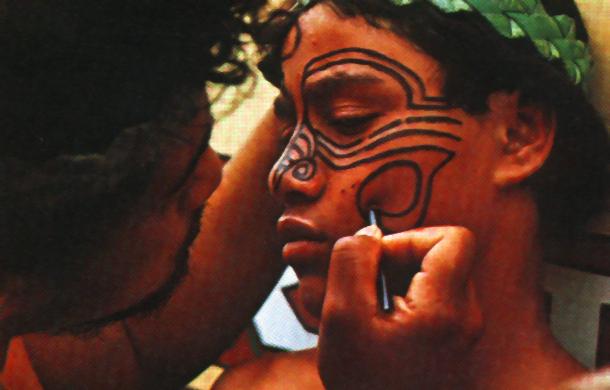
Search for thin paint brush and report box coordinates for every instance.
[368,209,393,313]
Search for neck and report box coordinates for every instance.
[467,190,584,389]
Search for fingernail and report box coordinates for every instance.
[355,225,382,239]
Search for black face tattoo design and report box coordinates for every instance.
[272,48,463,232]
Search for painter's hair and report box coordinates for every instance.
[0,0,264,161]
[0,0,264,286]
[257,0,608,238]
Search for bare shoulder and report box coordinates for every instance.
[212,348,323,390]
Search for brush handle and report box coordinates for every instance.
[368,209,394,313]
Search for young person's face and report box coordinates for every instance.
[6,92,223,335]
[269,4,502,327]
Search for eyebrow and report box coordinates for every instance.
[303,72,385,98]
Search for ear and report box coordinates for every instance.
[489,92,556,188]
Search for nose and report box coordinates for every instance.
[268,143,326,206]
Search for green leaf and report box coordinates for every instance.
[465,0,502,13]
[553,39,586,59]
[553,15,576,39]
[533,40,551,59]
[498,0,527,12]
[482,13,513,37]
[516,0,542,13]
[390,0,416,5]
[509,19,526,38]
[565,62,582,84]
[430,0,472,12]
[509,13,562,39]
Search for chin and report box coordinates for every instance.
[293,276,326,332]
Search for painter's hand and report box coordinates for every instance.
[318,226,482,390]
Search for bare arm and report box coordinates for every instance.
[23,108,286,389]
[124,108,286,388]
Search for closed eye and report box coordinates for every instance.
[328,112,380,135]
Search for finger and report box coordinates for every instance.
[323,225,383,321]
[417,227,476,298]
[382,228,444,267]
[382,227,476,301]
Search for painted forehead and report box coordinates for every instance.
[281,6,444,96]
[301,47,447,109]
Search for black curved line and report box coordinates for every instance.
[356,160,423,219]
[317,129,461,159]
[271,161,287,192]
[303,47,449,104]
[291,157,317,181]
[352,151,455,232]
[366,119,403,139]
[291,142,305,157]
[317,145,453,171]
[368,126,463,142]
[413,150,454,228]
[405,116,463,125]
[271,124,318,192]
[304,58,449,110]
[308,124,364,149]
[296,130,313,153]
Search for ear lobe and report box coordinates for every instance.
[490,92,556,188]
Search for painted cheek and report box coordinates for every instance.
[354,148,454,232]
[357,161,421,223]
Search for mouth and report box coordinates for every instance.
[277,216,330,275]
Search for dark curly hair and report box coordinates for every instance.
[0,0,264,162]
[257,0,608,238]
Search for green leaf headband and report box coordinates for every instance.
[296,0,592,86]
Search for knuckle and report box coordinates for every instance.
[447,226,475,244]
[445,226,477,260]
[321,299,353,330]
[333,236,358,252]
[332,235,379,258]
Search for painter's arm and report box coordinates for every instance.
[123,108,286,388]
[23,108,286,389]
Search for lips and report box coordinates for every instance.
[277,216,330,274]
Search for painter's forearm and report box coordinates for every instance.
[124,108,285,388]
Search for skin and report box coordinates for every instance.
[217,4,586,389]
[17,108,286,390]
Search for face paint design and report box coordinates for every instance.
[271,48,463,232]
